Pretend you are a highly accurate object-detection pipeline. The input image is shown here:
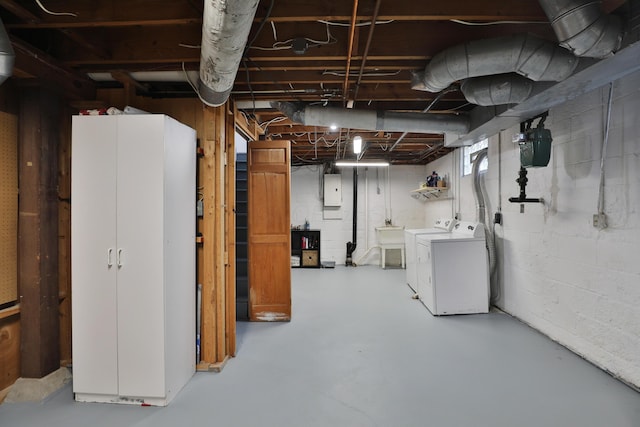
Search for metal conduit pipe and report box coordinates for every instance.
[472,149,498,302]
[271,102,470,135]
[197,0,259,107]
[389,85,458,151]
[538,0,622,58]
[461,74,535,106]
[412,33,579,93]
[0,18,15,85]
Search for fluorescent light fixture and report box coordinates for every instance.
[335,161,389,167]
[353,135,362,154]
[329,124,338,131]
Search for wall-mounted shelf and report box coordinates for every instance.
[410,187,450,201]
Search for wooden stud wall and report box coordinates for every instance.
[0,87,245,390]
[91,91,238,370]
[0,314,20,398]
[199,104,232,369]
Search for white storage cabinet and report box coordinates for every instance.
[71,114,196,406]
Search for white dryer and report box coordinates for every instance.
[404,218,456,292]
[416,221,489,315]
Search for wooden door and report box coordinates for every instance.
[247,140,291,321]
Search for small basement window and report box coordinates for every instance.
[462,138,488,176]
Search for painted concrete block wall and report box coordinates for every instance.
[424,71,640,388]
[290,165,425,265]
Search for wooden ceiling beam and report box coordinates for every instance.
[7,18,201,29]
[0,0,110,58]
[0,0,39,23]
[261,0,547,22]
[11,37,96,100]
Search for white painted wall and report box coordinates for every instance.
[291,164,425,266]
[424,71,640,389]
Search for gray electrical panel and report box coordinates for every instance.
[324,174,342,207]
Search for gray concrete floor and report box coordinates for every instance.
[1,266,639,426]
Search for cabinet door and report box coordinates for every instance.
[115,116,166,397]
[71,116,119,395]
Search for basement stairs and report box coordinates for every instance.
[235,153,249,320]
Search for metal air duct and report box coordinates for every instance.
[197,0,259,107]
[461,74,535,106]
[271,102,470,135]
[538,0,622,58]
[412,33,579,93]
[0,18,15,85]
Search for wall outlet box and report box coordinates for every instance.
[593,213,607,229]
[197,199,204,217]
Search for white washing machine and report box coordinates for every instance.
[404,218,456,292]
[416,221,489,315]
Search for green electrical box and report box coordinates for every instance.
[519,125,552,168]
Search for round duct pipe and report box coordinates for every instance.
[0,18,15,86]
[412,33,579,93]
[271,102,470,135]
[538,0,623,58]
[461,74,534,106]
[197,0,259,107]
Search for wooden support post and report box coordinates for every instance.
[58,106,73,366]
[214,106,226,363]
[225,104,236,356]
[198,104,228,368]
[18,86,60,378]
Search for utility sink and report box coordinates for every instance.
[375,226,405,244]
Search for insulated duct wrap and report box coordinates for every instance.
[198,0,259,107]
[461,74,534,106]
[0,18,14,85]
[538,0,622,58]
[272,102,470,135]
[412,34,579,93]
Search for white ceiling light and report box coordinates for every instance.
[353,135,362,154]
[335,161,389,167]
[329,124,338,131]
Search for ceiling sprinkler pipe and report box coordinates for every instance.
[197,0,259,107]
[0,18,15,85]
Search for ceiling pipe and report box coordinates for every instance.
[352,0,383,104]
[412,33,579,93]
[389,85,458,151]
[272,101,470,135]
[342,0,359,104]
[538,0,623,58]
[461,74,535,106]
[0,18,15,85]
[197,0,259,107]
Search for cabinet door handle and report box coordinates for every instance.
[117,248,123,268]
[107,248,113,267]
